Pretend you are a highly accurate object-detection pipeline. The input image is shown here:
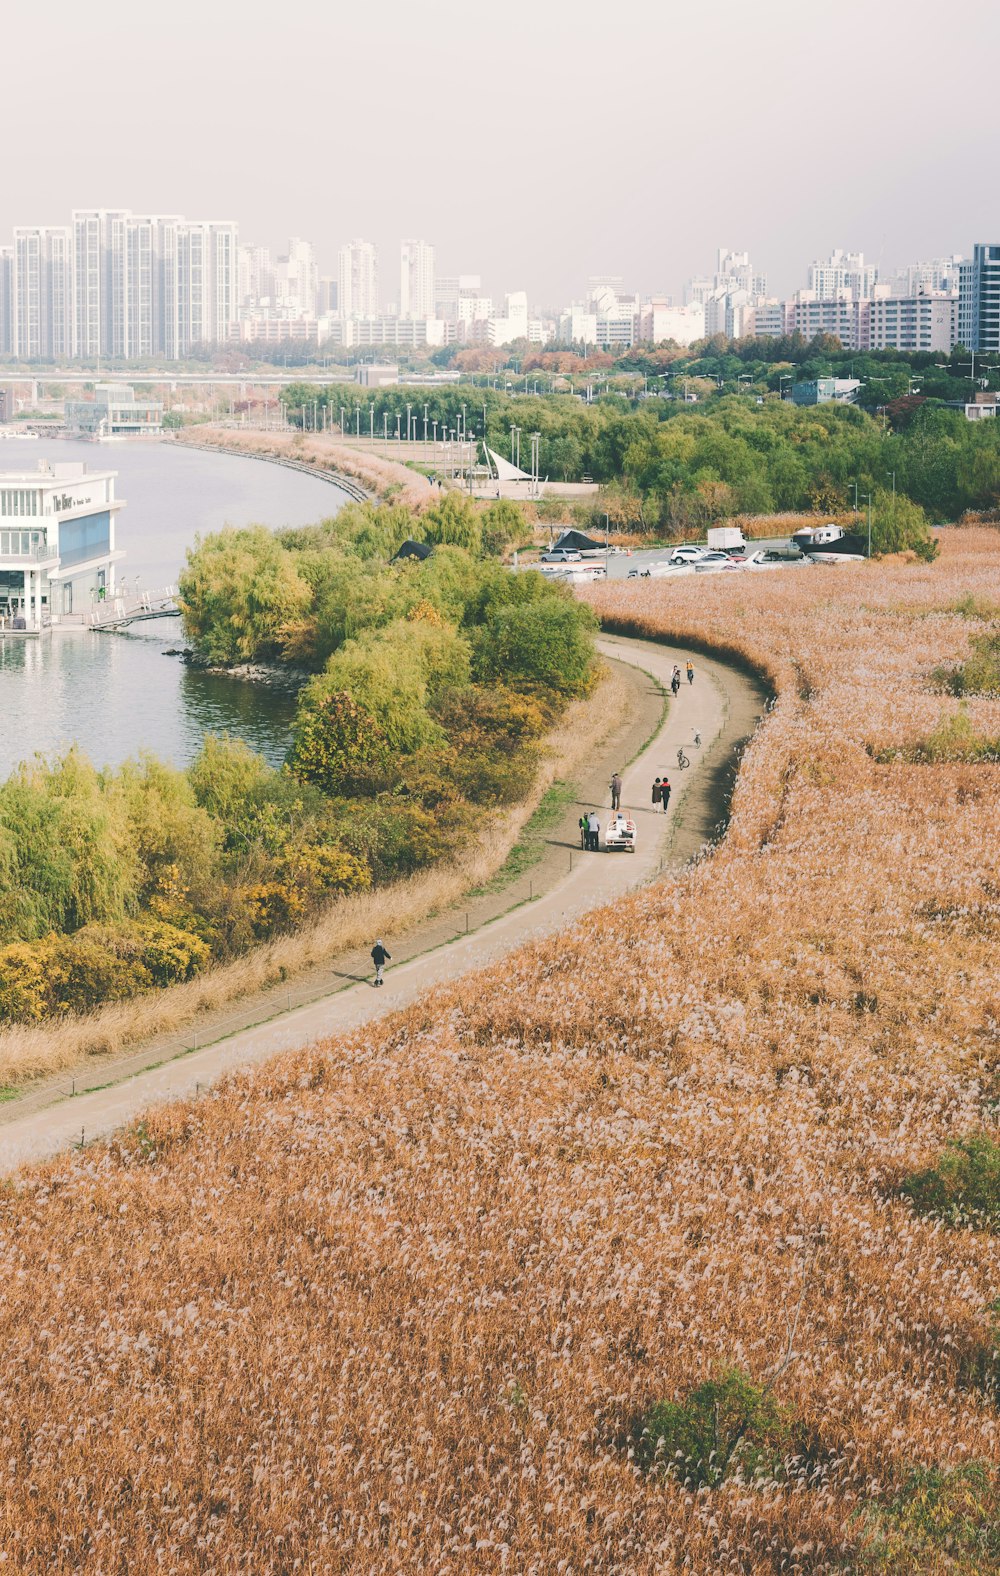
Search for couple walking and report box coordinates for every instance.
[670,661,696,697]
[652,775,671,812]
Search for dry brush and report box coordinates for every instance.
[2,532,1000,1571]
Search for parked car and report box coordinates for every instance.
[669,545,708,564]
[540,548,582,563]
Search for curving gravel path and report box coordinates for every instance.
[0,635,765,1174]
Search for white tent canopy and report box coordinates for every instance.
[485,446,532,482]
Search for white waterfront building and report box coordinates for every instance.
[0,461,123,631]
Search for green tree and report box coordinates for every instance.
[179,525,313,663]
[473,599,597,697]
[422,491,483,551]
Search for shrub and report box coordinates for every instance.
[288,691,393,797]
[857,1461,1000,1572]
[633,1368,793,1488]
[473,600,598,697]
[901,1132,1000,1228]
[934,629,1000,697]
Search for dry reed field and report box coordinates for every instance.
[180,427,433,511]
[2,532,1000,1572]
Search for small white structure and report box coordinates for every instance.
[65,383,163,440]
[0,461,124,632]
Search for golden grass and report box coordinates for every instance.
[0,664,628,1089]
[3,533,1000,1570]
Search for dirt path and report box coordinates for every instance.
[0,637,765,1174]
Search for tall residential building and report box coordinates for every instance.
[0,247,13,356]
[276,238,318,317]
[867,291,957,353]
[958,245,1000,353]
[174,221,238,350]
[338,239,378,319]
[785,292,864,348]
[71,209,129,359]
[12,227,73,360]
[400,239,435,319]
[807,249,877,301]
[239,245,275,307]
[893,255,963,296]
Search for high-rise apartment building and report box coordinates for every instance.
[893,255,963,296]
[0,247,13,356]
[400,239,434,319]
[276,238,318,317]
[806,249,877,301]
[338,239,378,319]
[173,221,238,351]
[12,227,73,360]
[958,245,1000,353]
[867,291,957,353]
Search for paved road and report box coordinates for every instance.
[0,636,763,1175]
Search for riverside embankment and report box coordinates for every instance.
[173,425,434,509]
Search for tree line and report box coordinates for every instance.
[0,511,596,1025]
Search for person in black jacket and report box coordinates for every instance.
[371,939,391,987]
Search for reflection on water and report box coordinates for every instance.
[0,619,297,773]
[0,439,344,775]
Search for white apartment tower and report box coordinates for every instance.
[276,238,318,316]
[338,240,378,319]
[807,249,878,300]
[0,247,13,356]
[173,221,238,350]
[12,227,73,360]
[400,239,435,319]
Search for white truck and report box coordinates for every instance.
[604,812,636,852]
[706,526,746,552]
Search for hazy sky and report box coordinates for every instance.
[5,0,1000,306]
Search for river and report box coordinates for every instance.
[0,437,348,776]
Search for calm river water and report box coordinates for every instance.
[0,438,347,776]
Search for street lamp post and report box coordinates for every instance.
[860,491,873,559]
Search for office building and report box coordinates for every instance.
[400,239,435,319]
[958,245,1000,353]
[338,239,379,319]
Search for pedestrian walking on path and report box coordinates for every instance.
[371,939,391,987]
[579,814,588,848]
[660,774,671,813]
[671,669,681,697]
[687,661,694,685]
[586,811,601,851]
[652,776,662,808]
[610,772,623,811]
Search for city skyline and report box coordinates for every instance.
[5,0,1000,308]
[0,208,990,359]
